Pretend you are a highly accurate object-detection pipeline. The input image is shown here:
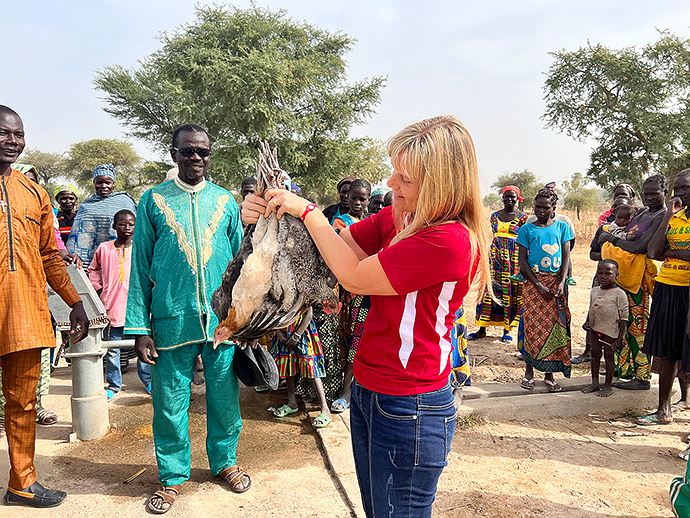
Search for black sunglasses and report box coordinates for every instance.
[174,147,212,158]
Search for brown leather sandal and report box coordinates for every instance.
[218,466,252,494]
[147,485,181,514]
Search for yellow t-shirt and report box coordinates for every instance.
[656,209,690,286]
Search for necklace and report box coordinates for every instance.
[115,243,129,283]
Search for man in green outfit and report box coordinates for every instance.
[125,124,248,514]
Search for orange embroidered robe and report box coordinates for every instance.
[0,169,80,355]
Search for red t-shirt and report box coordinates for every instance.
[349,206,478,396]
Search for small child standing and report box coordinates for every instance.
[270,306,332,428]
[582,259,628,397]
[606,204,636,241]
[88,209,151,400]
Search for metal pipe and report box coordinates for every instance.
[69,327,110,440]
[100,339,136,349]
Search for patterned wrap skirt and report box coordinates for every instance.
[517,273,572,376]
[450,304,471,387]
[475,235,523,331]
[269,315,326,379]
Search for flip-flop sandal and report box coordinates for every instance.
[219,466,251,494]
[680,447,690,461]
[36,407,58,425]
[544,380,562,392]
[520,378,535,390]
[468,332,486,341]
[273,404,299,418]
[147,486,181,514]
[312,413,333,428]
[330,398,350,413]
[501,335,513,343]
[571,357,592,365]
[636,414,673,426]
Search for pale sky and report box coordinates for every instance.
[5,0,690,194]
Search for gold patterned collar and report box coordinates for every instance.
[174,175,206,194]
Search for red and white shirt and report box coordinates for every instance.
[350,207,479,395]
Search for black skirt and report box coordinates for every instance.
[643,281,690,364]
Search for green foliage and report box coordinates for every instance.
[19,148,65,184]
[543,30,690,192]
[93,4,388,198]
[491,169,542,206]
[63,138,168,199]
[64,138,142,190]
[482,193,501,209]
[561,172,603,219]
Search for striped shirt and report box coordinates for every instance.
[350,207,479,396]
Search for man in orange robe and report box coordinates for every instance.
[0,105,89,508]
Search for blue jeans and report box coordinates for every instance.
[350,380,456,517]
[103,326,152,392]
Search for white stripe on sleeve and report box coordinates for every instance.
[398,291,418,368]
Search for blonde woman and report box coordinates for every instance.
[243,115,490,517]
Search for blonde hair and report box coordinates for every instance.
[387,115,491,295]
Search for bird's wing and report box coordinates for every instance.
[211,224,255,322]
[231,294,309,342]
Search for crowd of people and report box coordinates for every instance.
[3,100,690,516]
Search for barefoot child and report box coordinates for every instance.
[88,209,152,399]
[270,306,332,428]
[582,260,628,397]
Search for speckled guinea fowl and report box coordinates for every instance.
[211,142,338,345]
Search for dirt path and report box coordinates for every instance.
[437,247,686,517]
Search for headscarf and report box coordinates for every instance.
[371,187,388,197]
[502,185,523,202]
[614,183,635,199]
[54,184,78,197]
[542,181,557,194]
[13,164,38,176]
[336,176,356,193]
[92,164,116,181]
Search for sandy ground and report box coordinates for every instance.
[433,247,686,518]
[0,246,686,518]
[0,372,353,518]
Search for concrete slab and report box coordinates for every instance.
[312,411,363,518]
[459,376,668,421]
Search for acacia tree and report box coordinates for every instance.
[93,4,388,197]
[491,169,542,206]
[561,172,602,219]
[63,138,166,199]
[18,148,65,184]
[543,30,690,192]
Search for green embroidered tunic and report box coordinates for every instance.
[125,177,243,350]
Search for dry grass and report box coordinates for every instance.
[559,209,601,249]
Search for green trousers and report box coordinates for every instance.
[151,342,241,486]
